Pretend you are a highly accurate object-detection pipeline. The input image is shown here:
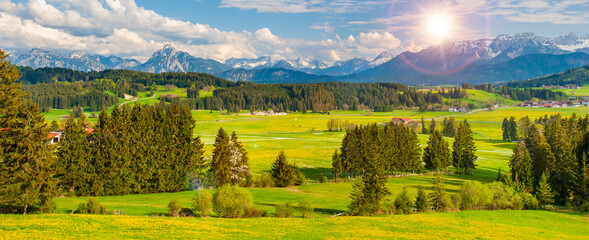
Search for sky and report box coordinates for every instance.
[1,0,589,62]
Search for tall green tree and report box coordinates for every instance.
[415,186,429,213]
[271,150,294,187]
[502,117,510,141]
[509,141,533,191]
[211,128,232,186]
[57,116,93,196]
[429,118,436,134]
[452,120,477,174]
[423,130,451,172]
[421,116,428,134]
[429,175,449,212]
[0,50,58,214]
[331,149,343,182]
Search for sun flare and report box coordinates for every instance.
[425,12,453,41]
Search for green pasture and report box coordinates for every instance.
[1,211,587,239]
[552,84,589,96]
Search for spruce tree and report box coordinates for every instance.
[331,149,343,182]
[452,120,477,174]
[508,117,518,141]
[421,116,428,134]
[429,175,449,212]
[271,150,294,187]
[415,186,429,213]
[0,50,58,214]
[423,130,451,172]
[57,116,93,196]
[536,172,554,206]
[502,117,509,141]
[394,185,413,214]
[429,118,436,134]
[509,141,533,191]
[212,128,232,186]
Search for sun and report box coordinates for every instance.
[425,12,453,41]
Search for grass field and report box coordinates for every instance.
[29,87,589,239]
[1,211,587,239]
[553,84,589,96]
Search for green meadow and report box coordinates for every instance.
[27,86,589,239]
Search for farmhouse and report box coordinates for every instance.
[48,132,62,144]
[391,117,411,126]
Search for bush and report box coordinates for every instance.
[487,182,523,210]
[39,200,56,213]
[415,186,429,213]
[192,191,212,217]
[242,207,266,218]
[299,200,314,218]
[76,198,106,214]
[384,200,396,215]
[458,181,492,210]
[179,208,194,217]
[318,173,328,183]
[523,193,539,210]
[294,167,306,186]
[213,185,254,218]
[394,186,413,214]
[275,202,294,218]
[255,173,275,188]
[168,200,183,217]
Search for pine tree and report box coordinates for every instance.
[508,117,518,141]
[0,50,58,214]
[415,186,429,213]
[536,172,554,206]
[429,118,436,134]
[429,175,449,212]
[502,117,509,141]
[394,185,413,214]
[421,116,428,134]
[509,141,533,191]
[212,128,232,186]
[331,149,343,182]
[57,116,93,196]
[452,120,477,174]
[50,120,60,132]
[423,130,451,172]
[271,150,294,187]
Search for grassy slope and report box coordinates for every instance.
[1,211,587,240]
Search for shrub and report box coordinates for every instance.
[299,200,314,218]
[76,198,106,214]
[318,173,328,183]
[213,185,254,218]
[384,200,396,215]
[523,192,539,210]
[168,200,183,217]
[243,207,266,218]
[255,173,275,188]
[39,200,56,213]
[488,182,523,210]
[192,191,212,217]
[459,181,492,210]
[275,202,294,218]
[179,208,194,217]
[293,167,306,186]
[394,186,413,214]
[415,186,429,213]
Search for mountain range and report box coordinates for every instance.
[4,32,589,85]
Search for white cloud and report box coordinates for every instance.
[219,0,387,14]
[0,0,401,63]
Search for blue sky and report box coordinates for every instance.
[1,0,589,62]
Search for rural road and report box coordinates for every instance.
[119,94,155,107]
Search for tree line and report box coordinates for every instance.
[507,114,589,206]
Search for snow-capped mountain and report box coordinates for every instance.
[224,56,273,69]
[368,51,395,68]
[133,44,231,74]
[5,32,589,84]
[5,48,140,71]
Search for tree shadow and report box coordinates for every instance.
[299,167,333,181]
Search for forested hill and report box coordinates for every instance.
[17,66,235,88]
[506,65,589,88]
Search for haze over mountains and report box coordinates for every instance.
[5,32,589,85]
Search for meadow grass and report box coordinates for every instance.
[0,211,587,240]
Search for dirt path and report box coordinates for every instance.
[119,94,155,107]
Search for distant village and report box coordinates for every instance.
[517,97,589,108]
